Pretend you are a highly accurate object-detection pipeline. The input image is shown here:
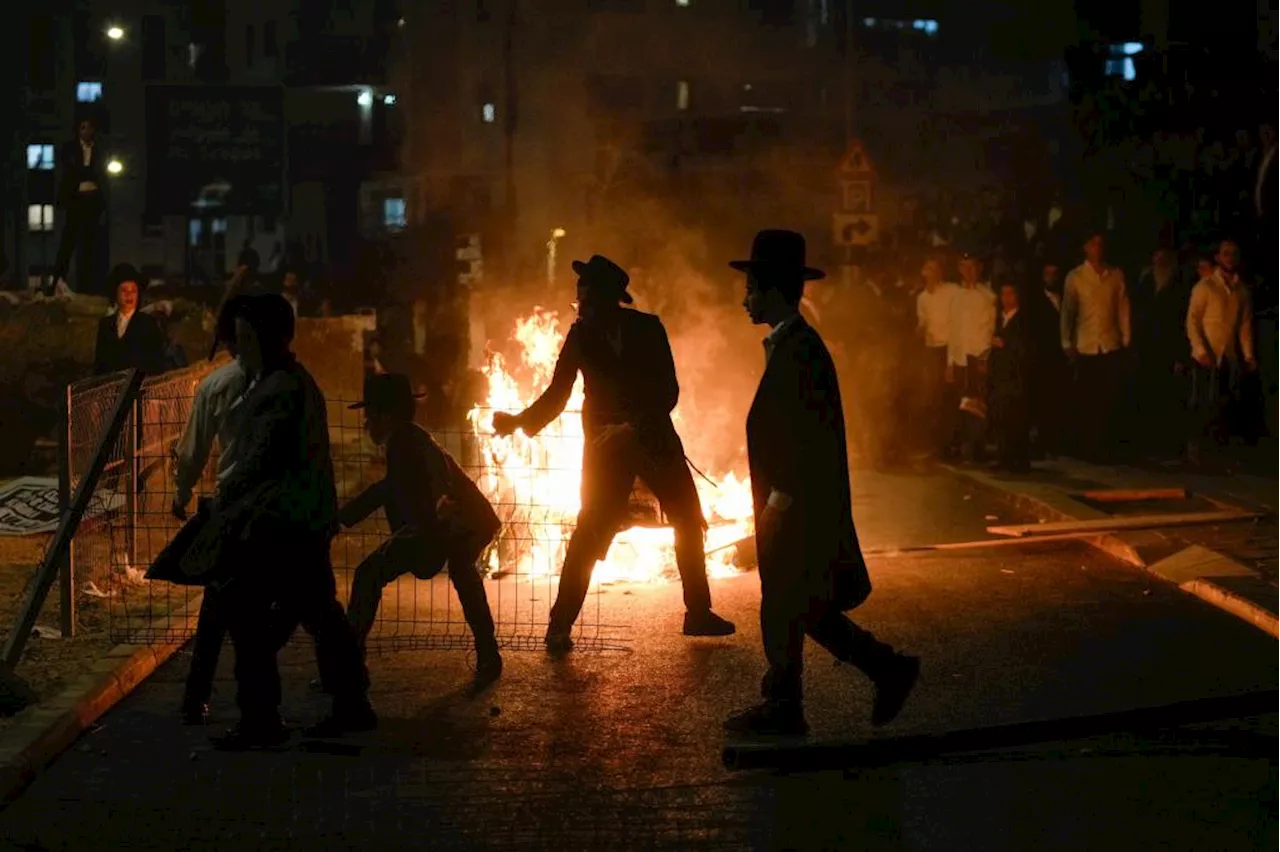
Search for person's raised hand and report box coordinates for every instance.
[491,411,520,437]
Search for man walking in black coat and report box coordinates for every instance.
[52,117,108,296]
[725,230,919,737]
[184,294,375,749]
[492,255,734,652]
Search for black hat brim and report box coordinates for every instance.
[571,260,634,303]
[729,260,826,281]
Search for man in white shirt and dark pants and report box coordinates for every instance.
[1060,229,1131,461]
[1185,239,1257,462]
[945,252,997,461]
[915,256,959,457]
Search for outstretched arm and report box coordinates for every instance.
[511,325,582,436]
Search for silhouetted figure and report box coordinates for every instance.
[724,230,918,737]
[166,296,253,723]
[182,294,374,749]
[1131,247,1192,457]
[1186,239,1257,462]
[914,255,959,458]
[945,252,997,462]
[989,283,1033,473]
[1060,229,1131,462]
[92,264,167,376]
[492,254,734,652]
[1026,263,1066,457]
[52,117,107,295]
[339,373,502,683]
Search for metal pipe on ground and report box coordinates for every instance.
[722,690,1279,772]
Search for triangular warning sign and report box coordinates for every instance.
[837,141,875,177]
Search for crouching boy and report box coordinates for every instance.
[340,373,503,682]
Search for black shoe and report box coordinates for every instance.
[683,610,736,637]
[872,655,920,727]
[724,701,809,737]
[209,721,290,751]
[475,648,503,685]
[544,628,574,654]
[180,701,210,726]
[303,701,378,738]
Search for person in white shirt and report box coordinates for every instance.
[915,256,959,456]
[945,252,997,461]
[1060,229,1131,461]
[170,295,253,724]
[1185,239,1257,460]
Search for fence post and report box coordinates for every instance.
[58,384,75,638]
[126,397,139,574]
[2,370,142,669]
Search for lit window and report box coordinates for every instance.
[188,219,203,246]
[1105,58,1136,80]
[26,144,54,170]
[76,82,103,102]
[28,204,55,232]
[676,81,689,111]
[1119,41,1144,56]
[384,198,407,230]
[482,103,496,123]
[863,17,876,26]
[676,0,689,5]
[212,218,227,234]
[912,19,938,35]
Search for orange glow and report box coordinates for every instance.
[468,309,753,584]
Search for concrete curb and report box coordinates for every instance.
[0,593,202,808]
[1180,578,1279,639]
[942,464,1278,640]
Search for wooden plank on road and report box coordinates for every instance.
[988,511,1267,538]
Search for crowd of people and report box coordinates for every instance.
[808,227,1267,473]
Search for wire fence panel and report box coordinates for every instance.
[67,371,625,651]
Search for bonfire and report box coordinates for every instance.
[467,309,754,584]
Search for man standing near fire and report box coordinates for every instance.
[492,254,735,652]
[726,229,918,736]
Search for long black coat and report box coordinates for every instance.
[92,312,168,376]
[746,317,870,611]
[990,309,1033,400]
[57,139,108,207]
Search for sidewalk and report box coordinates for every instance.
[945,456,1278,638]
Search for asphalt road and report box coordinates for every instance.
[0,469,1275,850]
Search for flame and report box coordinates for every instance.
[467,309,753,584]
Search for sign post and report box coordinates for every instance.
[833,140,879,283]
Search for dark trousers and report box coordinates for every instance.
[550,433,711,631]
[1189,359,1245,447]
[1073,351,1122,461]
[218,539,369,728]
[759,562,895,705]
[1031,355,1066,455]
[991,388,1031,471]
[947,356,989,460]
[346,528,497,651]
[53,193,103,292]
[920,346,950,455]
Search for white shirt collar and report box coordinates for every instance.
[1001,307,1019,323]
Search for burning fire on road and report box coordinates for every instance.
[467,309,754,585]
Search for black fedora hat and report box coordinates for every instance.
[348,373,427,411]
[730,230,825,281]
[107,263,144,294]
[571,254,634,304]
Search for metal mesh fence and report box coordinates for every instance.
[66,369,625,651]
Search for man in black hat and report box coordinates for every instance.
[198,293,374,748]
[492,254,735,651]
[338,373,503,682]
[92,263,168,376]
[727,229,918,737]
